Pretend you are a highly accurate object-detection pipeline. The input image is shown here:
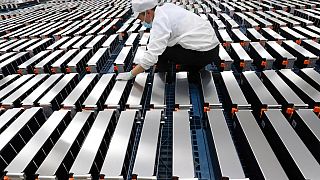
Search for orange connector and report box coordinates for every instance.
[282,59,288,66]
[132,174,137,180]
[314,106,320,117]
[231,107,238,115]
[176,64,181,70]
[204,106,210,112]
[240,62,245,68]
[99,174,105,180]
[314,106,320,113]
[286,107,294,117]
[86,66,91,72]
[114,66,118,72]
[223,42,230,47]
[260,108,267,118]
[303,60,310,65]
[296,39,302,45]
[17,69,22,74]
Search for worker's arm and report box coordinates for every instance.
[136,8,172,73]
[131,64,145,76]
[117,9,171,81]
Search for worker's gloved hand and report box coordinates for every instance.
[116,71,135,81]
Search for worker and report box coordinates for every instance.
[117,0,220,80]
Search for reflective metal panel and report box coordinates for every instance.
[242,71,279,106]
[235,110,288,179]
[60,36,82,51]
[62,73,98,107]
[172,111,196,179]
[102,34,118,48]
[0,74,19,90]
[70,110,115,176]
[36,111,93,177]
[104,74,129,109]
[2,74,48,107]
[221,71,249,107]
[5,110,70,176]
[124,33,139,46]
[0,108,23,133]
[200,71,221,109]
[264,110,320,179]
[262,70,307,108]
[300,68,320,87]
[150,73,166,109]
[207,109,246,179]
[0,74,34,101]
[100,110,137,179]
[175,72,191,109]
[87,48,108,66]
[0,107,42,151]
[126,73,148,109]
[21,74,63,108]
[250,42,275,69]
[83,74,114,109]
[132,110,161,179]
[85,35,105,49]
[113,47,131,73]
[38,73,78,105]
[279,69,320,103]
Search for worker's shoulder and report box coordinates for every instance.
[160,2,174,6]
[157,3,188,14]
[159,3,179,8]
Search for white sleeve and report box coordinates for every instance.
[139,9,171,70]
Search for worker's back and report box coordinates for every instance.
[152,3,219,51]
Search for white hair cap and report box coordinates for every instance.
[132,0,158,18]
